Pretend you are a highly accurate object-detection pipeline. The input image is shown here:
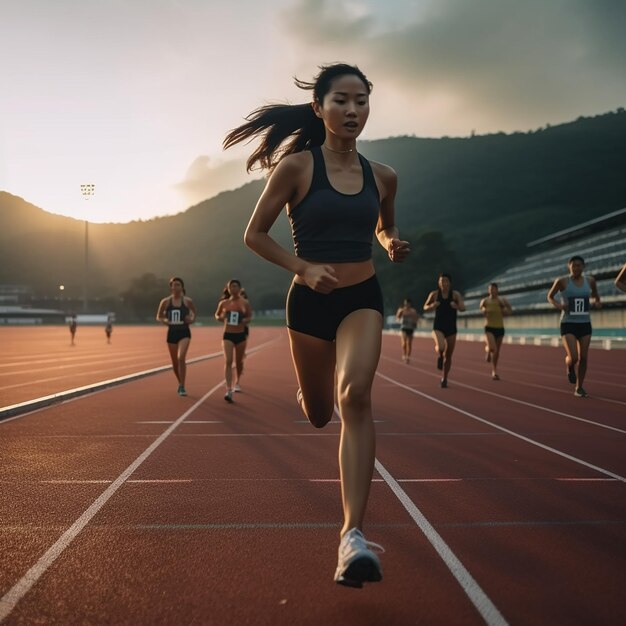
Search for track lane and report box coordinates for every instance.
[1,329,624,624]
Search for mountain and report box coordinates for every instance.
[2,109,625,318]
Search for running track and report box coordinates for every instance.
[1,327,625,625]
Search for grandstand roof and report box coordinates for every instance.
[526,207,626,249]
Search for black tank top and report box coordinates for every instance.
[434,290,457,326]
[288,146,380,262]
[166,296,189,326]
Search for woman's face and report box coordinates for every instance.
[569,260,584,277]
[228,282,241,297]
[170,280,183,295]
[318,74,370,141]
[438,276,451,291]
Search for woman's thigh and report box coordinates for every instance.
[288,328,336,415]
[335,309,383,397]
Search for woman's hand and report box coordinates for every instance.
[388,238,410,263]
[301,264,339,294]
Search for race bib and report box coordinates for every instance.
[568,296,589,316]
[227,311,240,325]
[169,309,183,325]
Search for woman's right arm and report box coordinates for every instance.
[214,301,224,322]
[244,156,338,293]
[547,278,565,310]
[156,298,168,324]
[423,291,438,311]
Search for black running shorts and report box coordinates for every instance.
[287,274,384,342]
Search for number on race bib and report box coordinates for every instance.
[568,297,589,316]
[228,311,240,325]
[170,310,182,324]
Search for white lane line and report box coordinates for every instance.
[0,379,224,622]
[385,352,626,407]
[1,336,279,423]
[309,478,463,483]
[329,404,508,625]
[376,372,626,483]
[375,459,509,626]
[136,421,222,424]
[380,355,626,434]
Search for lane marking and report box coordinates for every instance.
[135,522,413,530]
[440,520,625,528]
[375,458,509,626]
[380,355,626,433]
[0,379,224,622]
[136,420,222,424]
[376,371,626,483]
[0,336,280,422]
[330,404,508,625]
[384,351,626,407]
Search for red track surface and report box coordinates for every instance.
[1,327,625,625]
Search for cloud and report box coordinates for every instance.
[174,156,261,206]
[280,0,626,134]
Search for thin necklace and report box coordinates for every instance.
[322,143,354,154]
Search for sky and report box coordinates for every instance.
[1,0,625,223]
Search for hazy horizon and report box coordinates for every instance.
[2,0,625,223]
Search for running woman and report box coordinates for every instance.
[105,315,113,344]
[156,277,197,396]
[479,283,512,380]
[395,298,419,363]
[215,279,252,402]
[224,63,410,587]
[68,314,77,345]
[616,263,626,292]
[423,273,465,388]
[547,256,601,397]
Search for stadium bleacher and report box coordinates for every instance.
[462,209,626,315]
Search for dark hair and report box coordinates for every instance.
[223,279,242,298]
[439,273,452,282]
[169,276,186,295]
[489,282,498,289]
[403,297,412,305]
[568,255,585,265]
[223,63,372,172]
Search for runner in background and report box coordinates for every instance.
[395,298,419,363]
[547,256,601,397]
[156,277,197,396]
[423,273,465,388]
[479,283,512,380]
[215,279,252,402]
[69,314,77,346]
[105,315,113,344]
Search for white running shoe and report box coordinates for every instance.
[233,384,242,392]
[224,390,233,403]
[334,528,384,588]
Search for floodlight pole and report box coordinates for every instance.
[80,184,95,313]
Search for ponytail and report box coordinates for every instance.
[223,103,324,172]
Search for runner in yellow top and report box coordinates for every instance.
[479,283,512,380]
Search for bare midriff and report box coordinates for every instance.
[293,259,375,289]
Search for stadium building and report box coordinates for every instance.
[457,208,626,343]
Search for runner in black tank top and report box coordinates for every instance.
[424,273,465,387]
[224,64,410,587]
[156,277,197,396]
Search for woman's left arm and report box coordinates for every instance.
[454,291,466,312]
[243,301,253,325]
[373,163,410,263]
[185,297,197,324]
